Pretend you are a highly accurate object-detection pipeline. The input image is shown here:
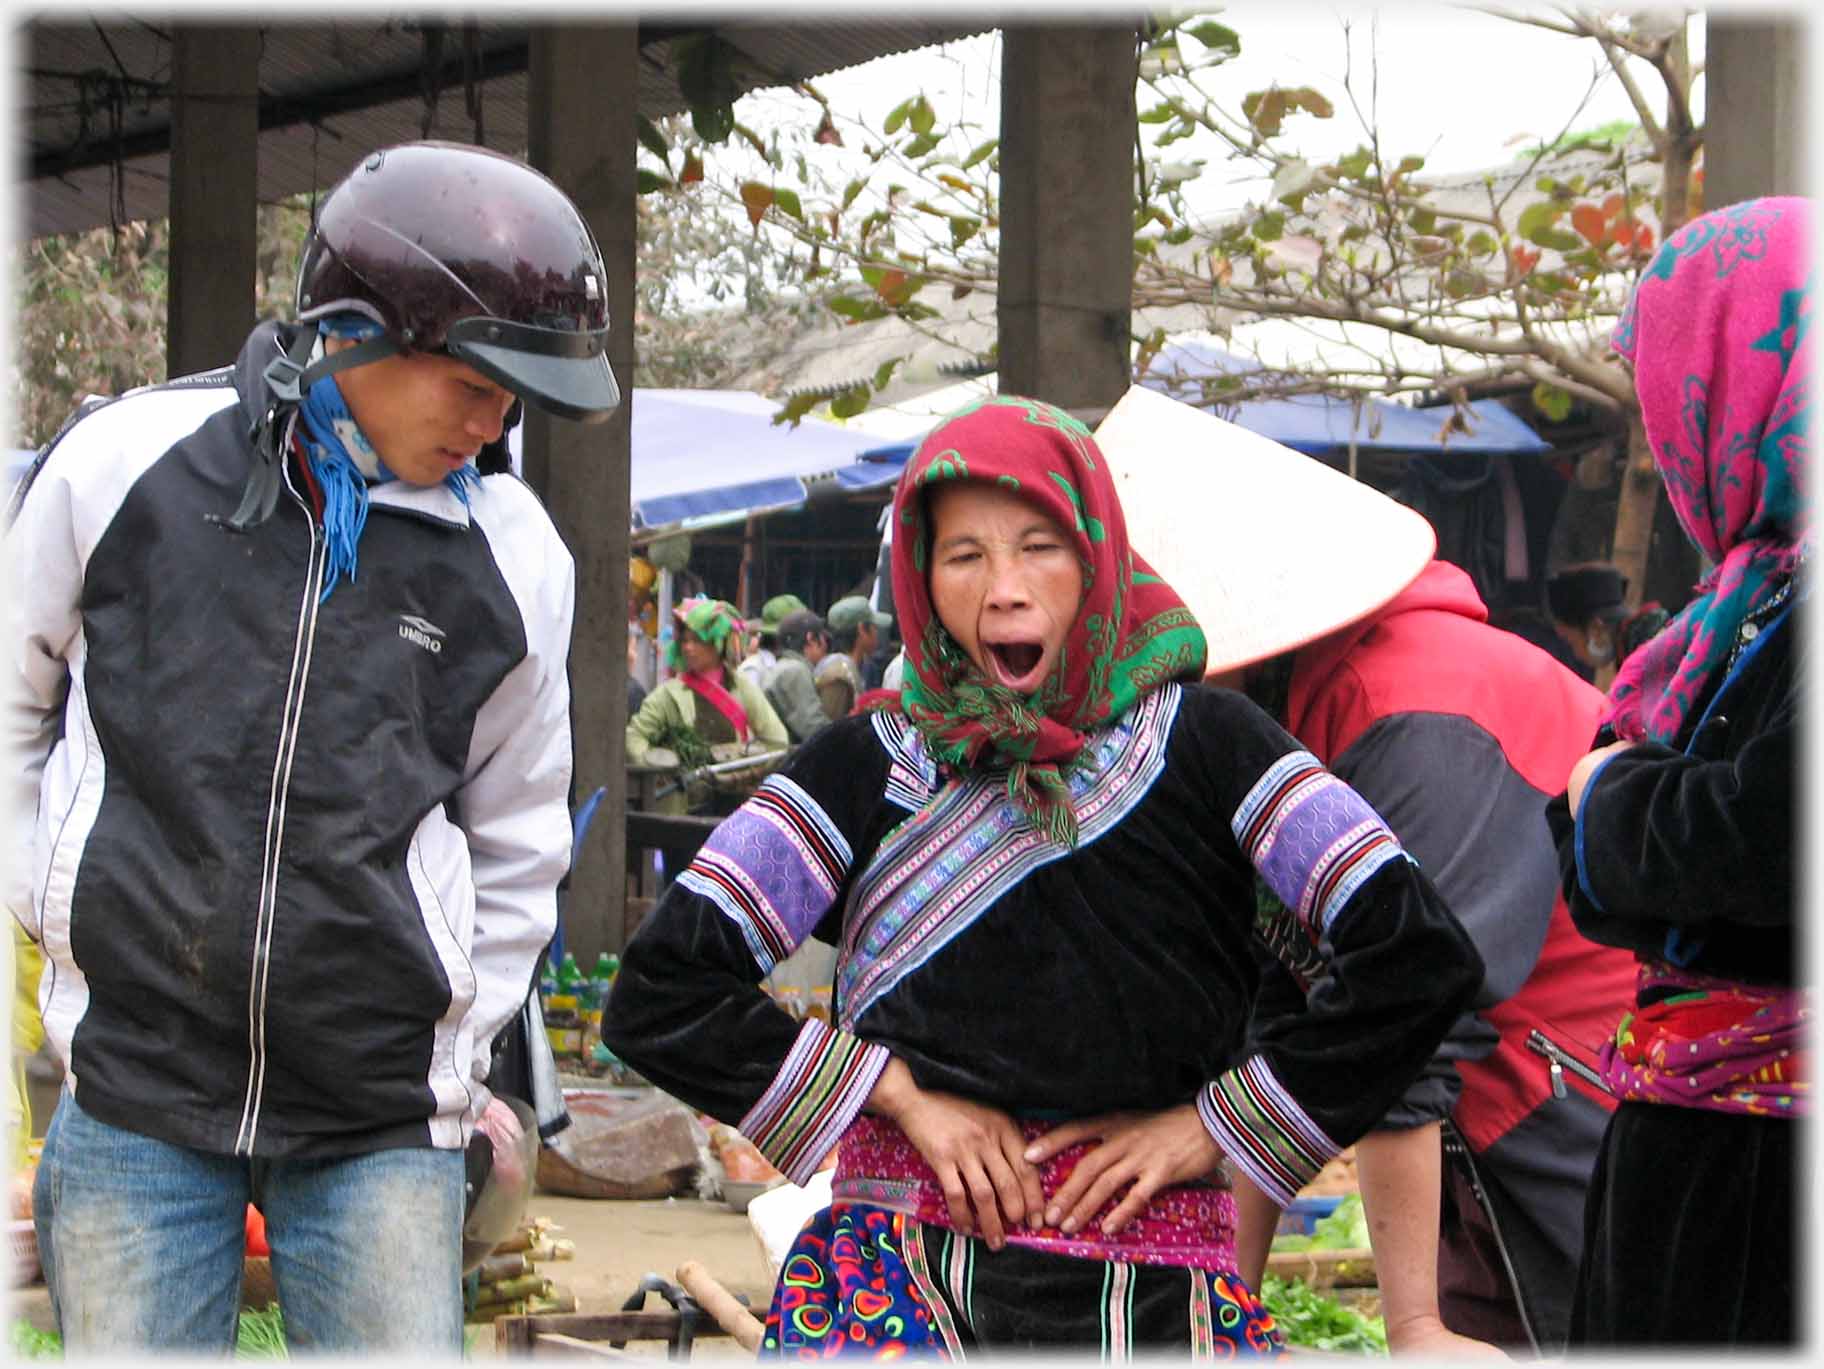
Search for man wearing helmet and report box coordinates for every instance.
[4,142,619,1353]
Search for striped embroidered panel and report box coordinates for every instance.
[870,710,942,813]
[1196,1054,1340,1209]
[677,774,851,974]
[837,686,1180,1028]
[738,1017,890,1185]
[1230,750,1406,938]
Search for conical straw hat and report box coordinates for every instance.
[1094,385,1437,676]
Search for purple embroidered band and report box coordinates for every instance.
[677,773,850,974]
[1231,750,1406,935]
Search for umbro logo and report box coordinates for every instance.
[399,614,446,654]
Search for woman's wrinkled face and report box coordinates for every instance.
[926,481,1086,694]
[678,627,720,676]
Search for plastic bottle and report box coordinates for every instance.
[537,957,558,1014]
[546,953,584,1064]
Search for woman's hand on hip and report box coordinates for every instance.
[864,1058,1044,1250]
[1023,1105,1225,1237]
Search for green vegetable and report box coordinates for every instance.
[1310,1192,1372,1250]
[1262,1274,1387,1355]
[9,1320,63,1358]
[1270,1192,1371,1253]
[235,1304,288,1358]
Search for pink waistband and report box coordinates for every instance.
[832,1113,1239,1272]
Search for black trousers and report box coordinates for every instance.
[1571,1102,1800,1346]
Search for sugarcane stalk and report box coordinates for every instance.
[475,1274,552,1304]
[479,1251,531,1282]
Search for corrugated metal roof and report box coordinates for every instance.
[20,19,983,239]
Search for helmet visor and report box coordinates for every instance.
[447,315,621,423]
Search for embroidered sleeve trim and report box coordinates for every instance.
[1232,750,1408,936]
[737,1017,891,1185]
[1197,1054,1340,1209]
[676,773,851,975]
[871,709,940,813]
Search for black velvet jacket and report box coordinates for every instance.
[1544,580,1801,988]
[603,683,1483,1202]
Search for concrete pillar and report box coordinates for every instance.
[997,25,1139,419]
[168,26,260,377]
[1704,16,1808,209]
[526,25,637,963]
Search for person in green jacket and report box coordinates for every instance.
[626,597,789,769]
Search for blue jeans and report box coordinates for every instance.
[33,1089,466,1355]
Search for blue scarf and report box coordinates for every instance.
[296,316,484,602]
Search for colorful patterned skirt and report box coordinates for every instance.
[761,1202,1280,1359]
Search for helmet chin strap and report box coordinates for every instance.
[211,328,400,534]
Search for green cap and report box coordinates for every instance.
[827,595,892,633]
[747,593,809,633]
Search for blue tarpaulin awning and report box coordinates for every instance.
[834,342,1549,472]
[507,388,900,532]
[1137,338,1550,455]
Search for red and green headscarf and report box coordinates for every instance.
[888,395,1207,845]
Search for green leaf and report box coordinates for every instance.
[904,132,941,159]
[829,296,889,323]
[691,102,735,145]
[1184,21,1241,58]
[1531,381,1574,423]
[884,98,915,135]
[1409,206,1436,235]
[830,385,874,419]
[841,178,867,211]
[635,115,671,165]
[771,391,827,427]
[1164,225,1194,245]
[1517,202,1560,243]
[773,188,805,222]
[1251,211,1286,242]
[636,169,673,195]
[873,358,902,391]
[1533,227,1584,252]
[908,96,936,137]
[962,138,999,169]
[1444,268,1483,298]
[1138,103,1178,125]
[1466,230,1498,257]
[1395,154,1426,176]
[1335,147,1373,180]
[950,216,982,249]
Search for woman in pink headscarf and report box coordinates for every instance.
[1547,196,1810,1345]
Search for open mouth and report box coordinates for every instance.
[985,640,1047,691]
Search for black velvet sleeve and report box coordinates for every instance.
[1181,688,1485,1204]
[599,713,898,1180]
[1546,663,1802,940]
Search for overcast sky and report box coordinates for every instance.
[734,2,1707,222]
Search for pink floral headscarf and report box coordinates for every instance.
[1604,197,1812,743]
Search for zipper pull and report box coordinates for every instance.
[1549,1059,1566,1099]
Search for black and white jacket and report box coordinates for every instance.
[4,322,575,1159]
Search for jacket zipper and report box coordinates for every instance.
[1525,1028,1612,1101]
[233,436,326,1155]
[1441,1118,1541,1355]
